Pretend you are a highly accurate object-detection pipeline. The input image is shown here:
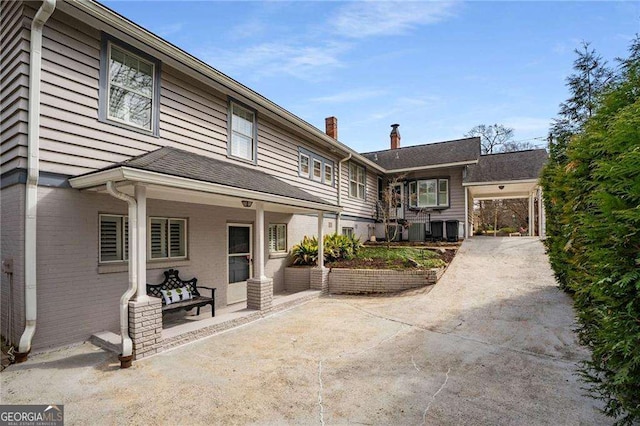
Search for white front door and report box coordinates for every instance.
[392,183,404,220]
[227,224,252,305]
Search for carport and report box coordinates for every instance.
[462,149,548,237]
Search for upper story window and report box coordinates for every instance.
[408,178,449,208]
[100,35,160,135]
[298,147,333,186]
[349,162,366,199]
[228,101,257,163]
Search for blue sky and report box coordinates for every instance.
[103,1,639,153]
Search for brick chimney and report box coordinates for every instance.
[325,116,338,139]
[390,124,400,149]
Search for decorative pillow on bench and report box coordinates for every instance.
[160,287,193,305]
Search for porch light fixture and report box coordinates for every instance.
[241,200,253,208]
[498,185,505,190]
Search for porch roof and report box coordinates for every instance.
[463,149,548,200]
[70,147,340,212]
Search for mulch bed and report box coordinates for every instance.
[325,248,457,270]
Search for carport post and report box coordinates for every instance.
[528,191,534,236]
[310,211,329,294]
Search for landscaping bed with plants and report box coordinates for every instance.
[290,234,457,270]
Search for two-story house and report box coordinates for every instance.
[0,0,547,363]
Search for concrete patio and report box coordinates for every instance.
[1,238,607,425]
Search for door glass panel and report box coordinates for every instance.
[229,226,250,254]
[229,256,250,283]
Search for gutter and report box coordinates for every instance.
[336,154,352,232]
[105,182,136,368]
[16,0,57,363]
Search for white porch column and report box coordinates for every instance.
[135,184,148,301]
[311,211,330,294]
[317,211,324,268]
[528,191,534,236]
[254,201,266,279]
[247,201,272,310]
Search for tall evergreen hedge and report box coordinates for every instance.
[541,38,640,423]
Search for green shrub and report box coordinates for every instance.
[542,38,640,423]
[290,233,363,266]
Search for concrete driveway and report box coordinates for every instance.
[1,237,606,425]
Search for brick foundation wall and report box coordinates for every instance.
[328,268,440,294]
[310,267,330,294]
[128,297,162,359]
[284,267,311,292]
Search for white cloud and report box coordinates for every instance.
[199,41,350,82]
[332,1,459,38]
[311,88,388,103]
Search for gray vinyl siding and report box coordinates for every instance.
[403,167,466,224]
[0,0,29,174]
[339,161,378,220]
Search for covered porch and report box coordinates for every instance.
[70,147,339,363]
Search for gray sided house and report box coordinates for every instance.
[0,0,547,360]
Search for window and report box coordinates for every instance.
[99,214,128,263]
[349,163,366,199]
[342,227,354,237]
[149,217,187,260]
[324,164,333,185]
[313,159,322,181]
[268,224,287,253]
[408,179,449,208]
[100,36,160,134]
[300,154,310,175]
[298,147,333,185]
[229,101,257,162]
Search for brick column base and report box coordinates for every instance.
[247,277,273,310]
[128,297,162,360]
[310,267,329,294]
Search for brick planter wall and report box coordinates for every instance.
[328,268,442,294]
[284,267,311,292]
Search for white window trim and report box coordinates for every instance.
[324,163,333,186]
[349,163,366,200]
[228,101,257,163]
[268,223,287,253]
[148,216,188,261]
[409,178,450,208]
[342,227,354,237]
[299,153,310,177]
[312,159,322,181]
[106,42,156,132]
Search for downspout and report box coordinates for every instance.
[336,153,352,232]
[16,0,57,363]
[105,182,137,368]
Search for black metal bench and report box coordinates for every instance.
[146,269,216,317]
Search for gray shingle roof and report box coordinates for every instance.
[465,149,548,183]
[361,137,481,170]
[106,146,335,206]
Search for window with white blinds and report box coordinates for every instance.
[99,215,186,263]
[149,217,187,260]
[268,224,287,253]
[99,214,128,263]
